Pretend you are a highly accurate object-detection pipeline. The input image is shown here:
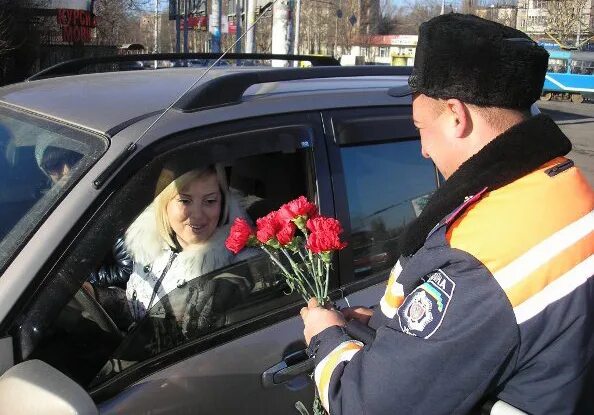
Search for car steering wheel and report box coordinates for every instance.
[74,288,123,341]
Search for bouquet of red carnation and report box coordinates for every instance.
[225,196,347,306]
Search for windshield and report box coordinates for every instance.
[0,106,107,272]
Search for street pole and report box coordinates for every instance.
[176,0,181,53]
[235,0,242,52]
[576,3,582,47]
[440,0,445,15]
[271,0,294,67]
[211,0,222,52]
[334,5,338,57]
[245,0,256,53]
[184,0,189,53]
[154,0,159,68]
[294,0,301,66]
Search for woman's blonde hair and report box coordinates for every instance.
[154,165,229,249]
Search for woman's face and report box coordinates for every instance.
[166,173,222,249]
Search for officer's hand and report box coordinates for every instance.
[300,298,345,345]
[341,306,373,325]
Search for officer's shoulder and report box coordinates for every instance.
[446,161,591,274]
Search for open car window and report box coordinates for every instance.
[89,252,300,385]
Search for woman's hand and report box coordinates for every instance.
[341,306,373,325]
[300,298,345,345]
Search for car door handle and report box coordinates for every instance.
[262,349,314,388]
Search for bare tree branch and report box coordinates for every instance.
[543,0,590,45]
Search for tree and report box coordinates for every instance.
[377,0,399,35]
[0,0,50,85]
[397,0,441,34]
[543,0,591,46]
[94,0,149,46]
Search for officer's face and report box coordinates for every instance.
[412,94,460,179]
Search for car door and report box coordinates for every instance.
[6,112,333,414]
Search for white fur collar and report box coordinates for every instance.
[125,192,249,276]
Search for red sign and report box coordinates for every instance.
[57,8,97,43]
[180,15,207,31]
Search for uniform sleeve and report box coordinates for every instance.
[311,253,520,415]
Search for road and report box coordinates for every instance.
[537,100,594,187]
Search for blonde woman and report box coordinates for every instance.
[89,165,254,334]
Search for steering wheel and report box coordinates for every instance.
[73,288,123,341]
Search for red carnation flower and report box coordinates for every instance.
[276,221,297,246]
[306,216,342,235]
[278,196,318,224]
[306,216,347,253]
[256,211,282,244]
[226,218,254,254]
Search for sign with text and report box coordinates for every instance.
[56,9,96,43]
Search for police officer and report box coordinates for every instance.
[300,13,594,414]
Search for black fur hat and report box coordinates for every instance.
[389,14,549,109]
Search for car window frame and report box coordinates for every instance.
[321,106,441,294]
[7,111,334,403]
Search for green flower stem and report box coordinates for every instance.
[261,246,308,298]
[308,250,319,295]
[280,248,319,299]
[298,248,316,277]
[323,262,330,301]
[312,255,320,303]
[261,246,291,276]
[316,256,326,304]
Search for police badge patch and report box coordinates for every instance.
[398,269,455,339]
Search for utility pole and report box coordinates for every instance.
[176,0,181,52]
[154,0,159,68]
[211,0,222,52]
[245,0,256,52]
[271,0,294,66]
[184,0,189,53]
[293,0,301,60]
[235,0,242,52]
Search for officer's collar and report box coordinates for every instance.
[399,114,571,256]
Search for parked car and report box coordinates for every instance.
[0,54,439,414]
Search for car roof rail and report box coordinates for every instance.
[26,53,341,81]
[173,65,413,112]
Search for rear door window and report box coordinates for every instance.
[324,106,439,284]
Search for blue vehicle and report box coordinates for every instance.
[542,50,594,103]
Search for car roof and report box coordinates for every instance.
[0,67,408,135]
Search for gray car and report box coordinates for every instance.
[0,57,439,414]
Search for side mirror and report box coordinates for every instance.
[0,359,98,415]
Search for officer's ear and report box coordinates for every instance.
[444,99,470,139]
